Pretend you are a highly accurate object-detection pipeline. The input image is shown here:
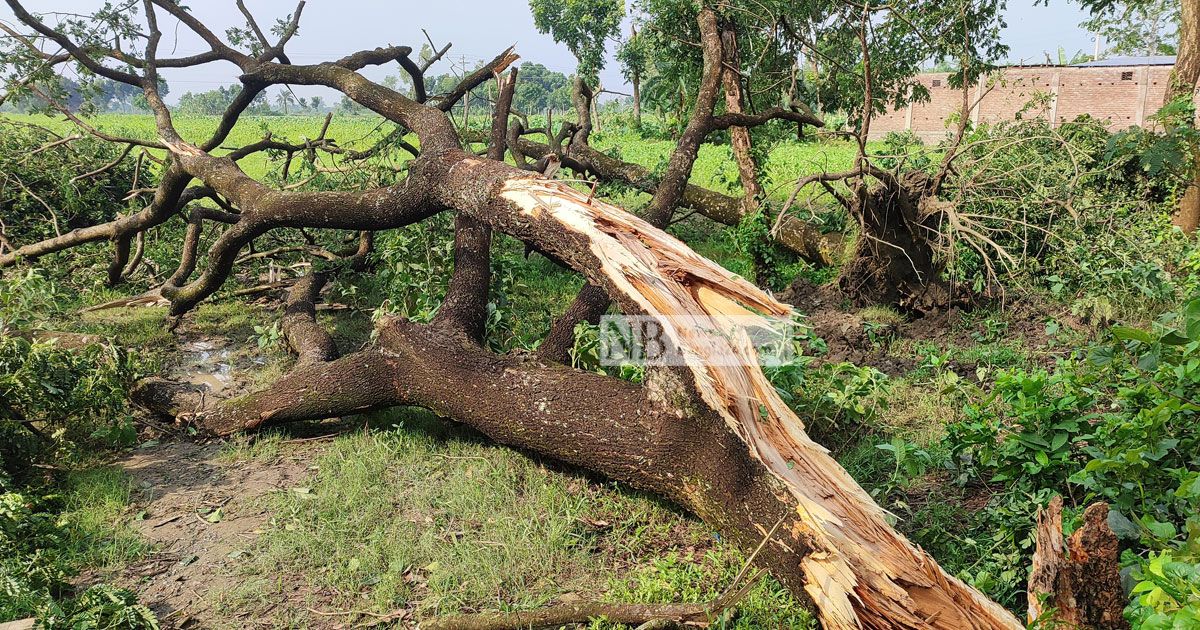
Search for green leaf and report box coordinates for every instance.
[1160,331,1190,346]
[1185,298,1200,340]
[1140,515,1176,540]
[1112,325,1154,344]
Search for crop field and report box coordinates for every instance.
[4,112,862,197]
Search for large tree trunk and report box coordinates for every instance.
[632,71,642,127]
[1169,0,1200,233]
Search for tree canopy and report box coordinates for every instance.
[529,0,624,84]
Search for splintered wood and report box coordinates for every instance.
[500,177,1023,630]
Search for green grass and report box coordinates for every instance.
[587,130,861,202]
[76,307,173,349]
[3,112,405,180]
[59,467,149,571]
[215,410,814,628]
[858,305,905,327]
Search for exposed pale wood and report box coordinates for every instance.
[1028,495,1066,623]
[497,177,1022,629]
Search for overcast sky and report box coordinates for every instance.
[0,1,1101,104]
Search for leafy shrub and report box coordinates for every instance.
[943,298,1200,624]
[1,270,151,477]
[1,477,155,628]
[0,120,146,246]
[0,336,147,464]
[37,584,158,629]
[948,368,1094,486]
[1126,545,1200,629]
[771,359,890,442]
[939,114,1195,315]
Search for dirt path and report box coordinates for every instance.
[111,440,315,628]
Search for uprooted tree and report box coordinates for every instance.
[518,0,1021,312]
[0,1,1035,627]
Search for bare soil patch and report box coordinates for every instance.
[103,439,315,628]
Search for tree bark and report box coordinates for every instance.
[1168,0,1200,233]
[632,70,642,127]
[571,76,594,144]
[719,23,773,284]
[1028,497,1128,630]
[719,25,764,211]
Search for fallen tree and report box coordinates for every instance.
[0,2,1025,627]
[487,129,843,267]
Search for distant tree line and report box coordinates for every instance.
[335,61,574,117]
[0,76,168,113]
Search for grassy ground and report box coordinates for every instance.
[208,412,813,628]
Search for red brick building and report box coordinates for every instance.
[868,56,1178,141]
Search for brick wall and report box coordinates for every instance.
[868,64,1177,142]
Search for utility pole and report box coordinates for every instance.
[461,54,470,127]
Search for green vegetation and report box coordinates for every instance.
[213,412,814,628]
[3,107,1200,628]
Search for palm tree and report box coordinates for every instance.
[274,90,296,115]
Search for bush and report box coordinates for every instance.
[1,473,156,628]
[944,298,1200,625]
[937,114,1195,316]
[0,120,146,246]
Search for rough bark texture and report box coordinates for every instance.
[281,272,337,365]
[632,71,642,127]
[718,23,773,285]
[535,282,609,364]
[719,25,764,212]
[644,9,726,228]
[1028,497,1129,630]
[436,69,516,342]
[1169,0,1200,233]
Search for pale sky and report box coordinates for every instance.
[0,1,1100,104]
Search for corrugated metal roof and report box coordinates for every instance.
[1073,55,1176,67]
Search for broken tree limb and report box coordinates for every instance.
[493,132,841,267]
[281,271,337,365]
